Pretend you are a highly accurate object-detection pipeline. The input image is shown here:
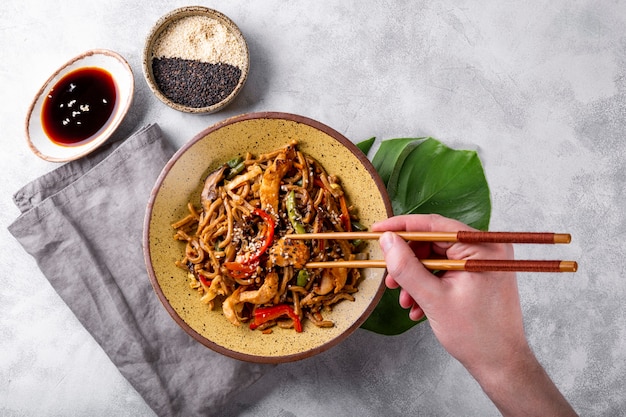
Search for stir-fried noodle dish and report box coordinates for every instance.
[172,141,365,333]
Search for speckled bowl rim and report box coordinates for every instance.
[142,6,250,114]
[24,49,134,162]
[143,112,393,363]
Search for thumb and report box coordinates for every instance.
[379,232,442,305]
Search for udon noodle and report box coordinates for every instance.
[172,141,365,333]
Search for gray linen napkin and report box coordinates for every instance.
[8,124,271,416]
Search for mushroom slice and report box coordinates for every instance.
[201,165,228,211]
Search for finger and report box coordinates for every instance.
[398,288,425,321]
[409,303,425,321]
[372,213,476,233]
[374,214,478,255]
[385,274,400,289]
[379,231,441,304]
[398,288,416,309]
[390,278,426,321]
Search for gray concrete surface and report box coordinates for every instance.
[2,1,625,415]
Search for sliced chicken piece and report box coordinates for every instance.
[315,270,335,295]
[314,267,348,295]
[259,150,294,216]
[268,237,310,270]
[222,287,244,326]
[331,267,348,293]
[238,271,279,305]
[200,275,225,304]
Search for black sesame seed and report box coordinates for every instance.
[152,57,242,108]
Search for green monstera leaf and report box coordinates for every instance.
[356,136,376,155]
[359,137,492,335]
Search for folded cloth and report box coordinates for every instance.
[8,124,272,416]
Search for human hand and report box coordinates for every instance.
[373,214,578,416]
[372,214,525,374]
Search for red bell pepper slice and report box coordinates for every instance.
[249,304,303,332]
[198,273,211,287]
[224,260,258,278]
[339,195,352,232]
[248,208,275,263]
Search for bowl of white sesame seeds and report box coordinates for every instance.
[142,6,250,114]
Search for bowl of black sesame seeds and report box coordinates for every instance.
[142,6,249,114]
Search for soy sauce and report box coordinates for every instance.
[41,67,117,146]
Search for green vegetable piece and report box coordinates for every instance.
[287,190,306,234]
[296,270,309,287]
[227,156,244,168]
[351,221,367,231]
[226,160,246,180]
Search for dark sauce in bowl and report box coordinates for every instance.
[41,67,117,146]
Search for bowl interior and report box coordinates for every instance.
[142,6,249,114]
[144,113,391,362]
[25,49,134,162]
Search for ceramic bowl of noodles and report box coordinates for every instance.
[143,112,392,363]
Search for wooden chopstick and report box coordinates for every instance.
[288,231,571,244]
[304,259,578,273]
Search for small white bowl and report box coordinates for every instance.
[25,49,134,162]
